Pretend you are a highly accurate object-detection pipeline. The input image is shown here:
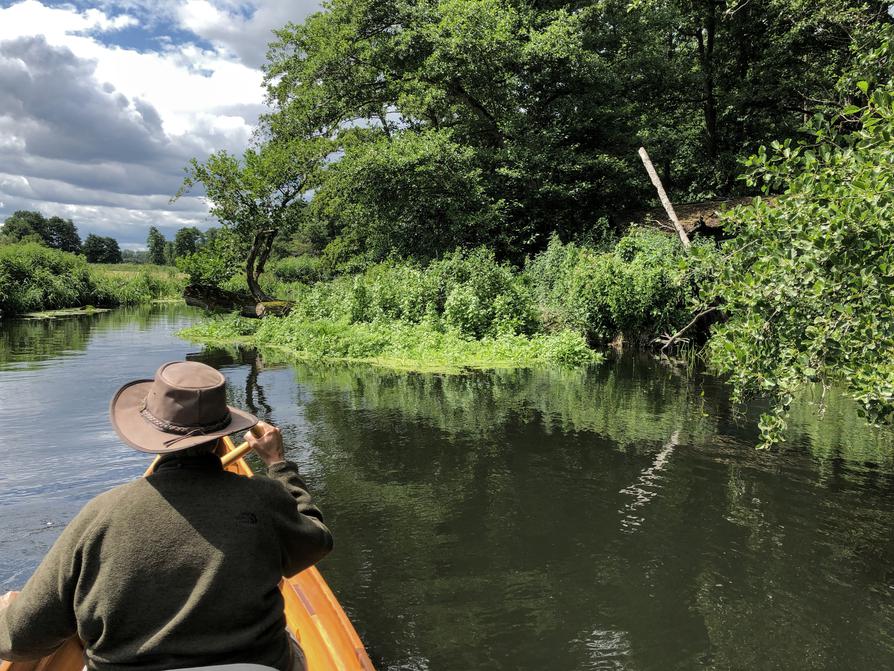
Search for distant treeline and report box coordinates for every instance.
[0,210,126,263]
[145,226,223,266]
[0,210,213,267]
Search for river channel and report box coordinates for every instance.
[2,304,894,670]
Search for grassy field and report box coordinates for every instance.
[89,263,185,281]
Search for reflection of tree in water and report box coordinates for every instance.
[176,345,894,669]
[260,354,716,669]
[277,353,720,448]
[190,345,275,417]
[0,314,96,368]
[238,351,894,670]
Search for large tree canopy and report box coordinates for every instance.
[259,0,890,262]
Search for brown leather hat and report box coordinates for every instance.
[110,361,258,454]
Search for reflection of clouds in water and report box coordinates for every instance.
[618,431,679,532]
[576,627,634,670]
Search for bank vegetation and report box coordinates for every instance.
[0,243,185,318]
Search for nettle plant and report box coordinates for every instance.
[708,84,894,446]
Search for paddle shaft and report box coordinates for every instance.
[145,439,254,475]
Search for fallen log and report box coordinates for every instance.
[183,284,260,318]
[255,301,294,318]
[183,285,294,318]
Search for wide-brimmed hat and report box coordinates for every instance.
[110,361,258,454]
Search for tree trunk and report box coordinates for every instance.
[638,147,691,249]
[245,231,277,304]
[696,2,719,163]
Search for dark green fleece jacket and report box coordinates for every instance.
[0,454,333,671]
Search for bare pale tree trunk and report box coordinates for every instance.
[638,147,691,249]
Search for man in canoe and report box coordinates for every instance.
[0,361,333,671]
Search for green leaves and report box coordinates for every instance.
[310,130,502,263]
[708,85,894,446]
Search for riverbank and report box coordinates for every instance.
[0,243,185,318]
[180,228,706,372]
[180,314,602,372]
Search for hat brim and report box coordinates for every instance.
[110,379,259,454]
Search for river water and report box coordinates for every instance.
[2,304,894,670]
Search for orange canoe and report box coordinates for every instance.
[0,435,375,671]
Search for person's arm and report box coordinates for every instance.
[0,516,84,660]
[246,423,334,577]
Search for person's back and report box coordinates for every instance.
[0,361,332,671]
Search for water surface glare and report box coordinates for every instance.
[2,304,894,670]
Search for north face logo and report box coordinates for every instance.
[236,512,258,525]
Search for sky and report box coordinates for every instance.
[0,0,320,249]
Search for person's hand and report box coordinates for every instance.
[0,591,19,610]
[244,421,285,466]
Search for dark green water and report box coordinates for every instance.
[2,304,894,670]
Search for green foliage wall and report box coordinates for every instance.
[526,229,705,345]
[0,244,93,316]
[259,0,890,261]
[0,244,182,317]
[310,130,503,263]
[707,86,894,444]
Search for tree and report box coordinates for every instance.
[164,241,176,266]
[44,217,81,253]
[2,211,47,242]
[1,211,81,252]
[310,130,502,263]
[177,137,331,301]
[173,227,204,259]
[147,227,167,265]
[82,234,123,263]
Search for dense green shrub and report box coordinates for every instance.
[176,228,244,286]
[0,243,92,315]
[0,244,183,317]
[294,248,539,338]
[526,230,704,345]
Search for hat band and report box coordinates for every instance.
[139,400,232,439]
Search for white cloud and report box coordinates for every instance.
[0,0,319,245]
[175,0,320,67]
